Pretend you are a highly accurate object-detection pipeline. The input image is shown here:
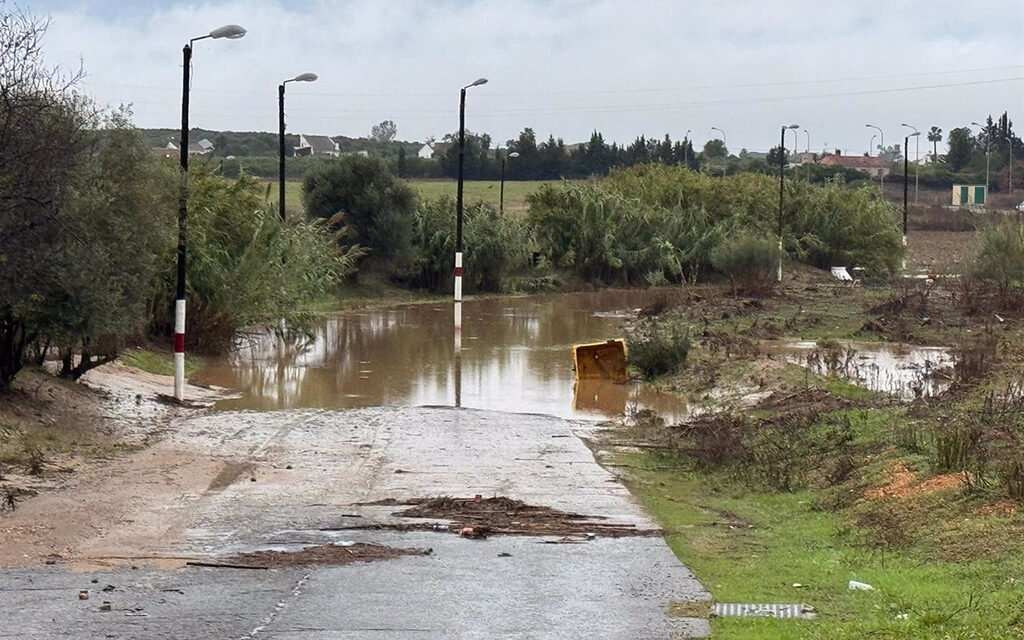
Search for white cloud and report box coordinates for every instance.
[35,0,1024,153]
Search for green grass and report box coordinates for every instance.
[407,179,567,215]
[618,456,1024,639]
[121,348,204,378]
[269,179,567,218]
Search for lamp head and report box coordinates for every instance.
[467,78,488,88]
[292,72,318,82]
[908,131,920,137]
[508,151,520,158]
[209,24,247,39]
[787,124,800,130]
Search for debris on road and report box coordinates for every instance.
[384,495,658,538]
[848,580,874,591]
[218,543,432,569]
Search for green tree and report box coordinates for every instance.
[946,127,974,171]
[370,119,397,143]
[767,145,789,168]
[927,126,943,160]
[302,154,416,265]
[702,138,728,161]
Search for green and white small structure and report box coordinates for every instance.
[952,184,986,206]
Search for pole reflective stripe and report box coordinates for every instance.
[174,299,186,400]
[454,252,463,302]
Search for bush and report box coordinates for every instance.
[405,197,532,294]
[626,320,690,379]
[971,222,1024,298]
[302,155,416,266]
[153,170,362,352]
[709,233,781,296]
[528,165,905,286]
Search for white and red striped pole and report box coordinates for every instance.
[174,299,186,400]
[174,43,192,403]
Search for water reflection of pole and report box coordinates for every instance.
[454,302,462,408]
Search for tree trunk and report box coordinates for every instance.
[0,317,31,392]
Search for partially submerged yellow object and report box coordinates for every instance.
[573,339,628,383]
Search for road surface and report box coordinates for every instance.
[0,406,710,638]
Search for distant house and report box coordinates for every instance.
[818,150,891,178]
[417,141,450,160]
[295,134,340,157]
[184,138,215,156]
[564,143,586,154]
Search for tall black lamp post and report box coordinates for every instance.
[903,130,920,266]
[278,72,318,221]
[971,121,991,197]
[866,123,885,192]
[777,123,800,282]
[454,77,487,310]
[453,78,487,409]
[500,151,519,215]
[901,123,920,203]
[175,23,246,402]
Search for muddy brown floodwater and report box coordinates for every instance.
[194,289,692,422]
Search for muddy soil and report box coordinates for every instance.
[346,496,660,538]
[221,543,431,569]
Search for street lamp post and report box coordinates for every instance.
[903,130,920,266]
[803,129,811,181]
[279,72,318,221]
[902,123,920,203]
[972,121,990,197]
[500,151,519,215]
[869,134,877,156]
[866,124,885,192]
[175,23,246,402]
[683,129,691,167]
[454,78,487,325]
[710,126,726,147]
[778,124,800,282]
[1008,135,1015,197]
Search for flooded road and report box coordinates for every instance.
[194,289,691,422]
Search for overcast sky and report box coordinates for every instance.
[33,0,1024,154]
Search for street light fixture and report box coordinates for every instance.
[1007,135,1015,197]
[175,23,246,402]
[279,72,318,220]
[683,129,692,167]
[454,77,487,332]
[972,121,991,196]
[902,123,920,203]
[710,126,726,146]
[903,130,921,265]
[778,123,800,282]
[866,124,885,192]
[500,151,519,216]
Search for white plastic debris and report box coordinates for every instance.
[332,540,357,547]
[830,267,854,282]
[848,580,874,591]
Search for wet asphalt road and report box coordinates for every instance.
[2,407,710,638]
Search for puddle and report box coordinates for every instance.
[777,340,956,399]
[193,290,691,422]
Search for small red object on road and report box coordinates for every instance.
[474,494,482,503]
[78,590,89,600]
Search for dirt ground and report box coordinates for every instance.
[905,230,976,273]
[0,363,226,567]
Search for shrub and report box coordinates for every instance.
[405,197,532,293]
[626,320,690,379]
[153,170,362,352]
[971,222,1024,299]
[302,155,416,266]
[709,233,781,296]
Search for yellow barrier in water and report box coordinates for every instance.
[573,339,628,383]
